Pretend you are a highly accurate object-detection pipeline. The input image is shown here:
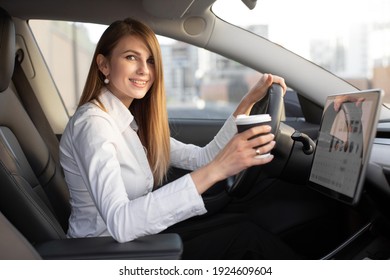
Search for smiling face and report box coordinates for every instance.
[97,34,155,107]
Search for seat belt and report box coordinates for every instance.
[11,54,61,167]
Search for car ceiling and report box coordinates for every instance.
[0,0,215,27]
[0,0,219,46]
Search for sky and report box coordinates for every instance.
[213,0,386,29]
[213,0,389,57]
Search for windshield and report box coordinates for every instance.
[213,0,390,106]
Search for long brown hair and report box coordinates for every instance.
[79,18,170,186]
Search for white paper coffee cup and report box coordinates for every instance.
[235,114,272,159]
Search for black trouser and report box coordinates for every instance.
[163,212,300,260]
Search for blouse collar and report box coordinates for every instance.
[98,88,139,132]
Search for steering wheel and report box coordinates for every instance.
[226,83,284,196]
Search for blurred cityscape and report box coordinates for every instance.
[30,19,390,117]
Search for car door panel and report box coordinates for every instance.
[169,118,224,146]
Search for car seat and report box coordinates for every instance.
[0,211,41,260]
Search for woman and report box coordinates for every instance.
[60,18,296,259]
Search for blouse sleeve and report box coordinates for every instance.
[170,114,237,170]
[67,111,206,243]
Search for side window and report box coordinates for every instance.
[29,20,303,120]
[160,40,261,119]
[29,20,105,115]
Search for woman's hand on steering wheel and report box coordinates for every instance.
[234,73,287,117]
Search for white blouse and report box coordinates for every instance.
[59,88,237,243]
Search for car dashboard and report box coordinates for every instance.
[331,121,390,259]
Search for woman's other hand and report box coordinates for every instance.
[191,124,275,194]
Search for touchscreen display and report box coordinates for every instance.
[308,90,383,204]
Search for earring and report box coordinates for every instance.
[104,78,109,84]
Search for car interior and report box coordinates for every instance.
[1,0,390,260]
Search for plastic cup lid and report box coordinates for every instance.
[235,114,271,125]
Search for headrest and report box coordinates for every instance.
[0,7,15,92]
